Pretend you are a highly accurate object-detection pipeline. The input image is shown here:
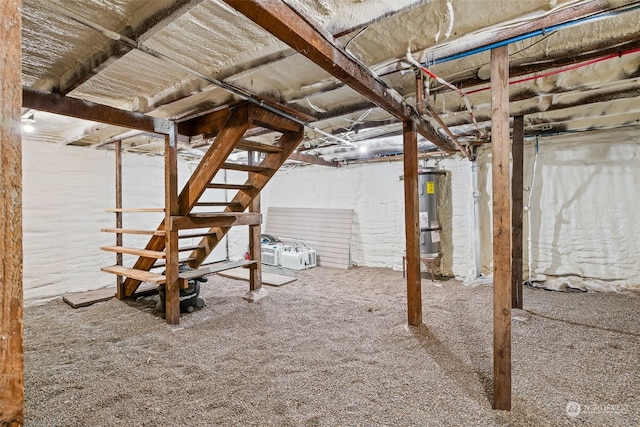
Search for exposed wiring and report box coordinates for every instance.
[465,47,640,95]
[426,1,640,65]
[406,47,485,139]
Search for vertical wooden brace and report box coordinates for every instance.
[512,116,524,309]
[0,0,24,423]
[248,150,262,291]
[403,121,422,326]
[164,123,180,324]
[491,45,512,411]
[115,140,124,299]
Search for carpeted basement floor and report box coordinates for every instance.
[24,266,639,426]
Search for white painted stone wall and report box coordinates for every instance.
[22,142,227,306]
[477,128,640,293]
[23,127,640,305]
[259,159,475,277]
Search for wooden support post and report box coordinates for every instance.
[512,116,524,310]
[403,121,422,326]
[248,151,262,291]
[115,140,124,299]
[164,123,180,324]
[491,45,512,410]
[0,0,24,423]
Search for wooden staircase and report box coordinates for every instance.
[101,103,305,324]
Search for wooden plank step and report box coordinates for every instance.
[177,244,205,252]
[170,211,261,230]
[221,162,274,175]
[236,140,283,153]
[178,259,257,280]
[101,246,166,259]
[63,283,158,308]
[105,207,165,212]
[206,183,255,191]
[195,202,243,208]
[101,228,165,236]
[179,231,220,239]
[152,257,196,269]
[100,265,166,284]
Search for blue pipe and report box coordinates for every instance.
[424,3,640,66]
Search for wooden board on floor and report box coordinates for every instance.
[217,267,296,287]
[63,283,158,308]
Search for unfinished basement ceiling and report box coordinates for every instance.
[20,0,640,161]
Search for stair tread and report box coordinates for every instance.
[195,202,243,206]
[105,207,165,212]
[179,231,219,239]
[152,257,196,269]
[101,228,165,236]
[101,246,166,259]
[101,265,166,284]
[187,212,257,218]
[206,183,255,191]
[178,244,205,252]
[221,162,274,175]
[236,140,283,153]
[178,260,257,280]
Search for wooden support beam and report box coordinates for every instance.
[0,0,24,423]
[288,151,339,167]
[224,0,454,153]
[164,123,180,325]
[115,140,124,299]
[512,116,524,310]
[248,151,262,291]
[249,104,302,133]
[491,45,512,411]
[403,121,422,326]
[22,87,171,134]
[177,106,231,137]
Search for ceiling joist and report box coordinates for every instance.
[224,0,456,154]
[56,0,206,96]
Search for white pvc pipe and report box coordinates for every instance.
[471,159,481,278]
[525,137,539,283]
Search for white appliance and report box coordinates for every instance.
[261,244,284,266]
[280,248,317,270]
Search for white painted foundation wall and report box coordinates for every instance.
[22,142,229,306]
[23,127,640,304]
[476,128,640,293]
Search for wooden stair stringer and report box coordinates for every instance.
[186,128,304,267]
[123,105,251,297]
